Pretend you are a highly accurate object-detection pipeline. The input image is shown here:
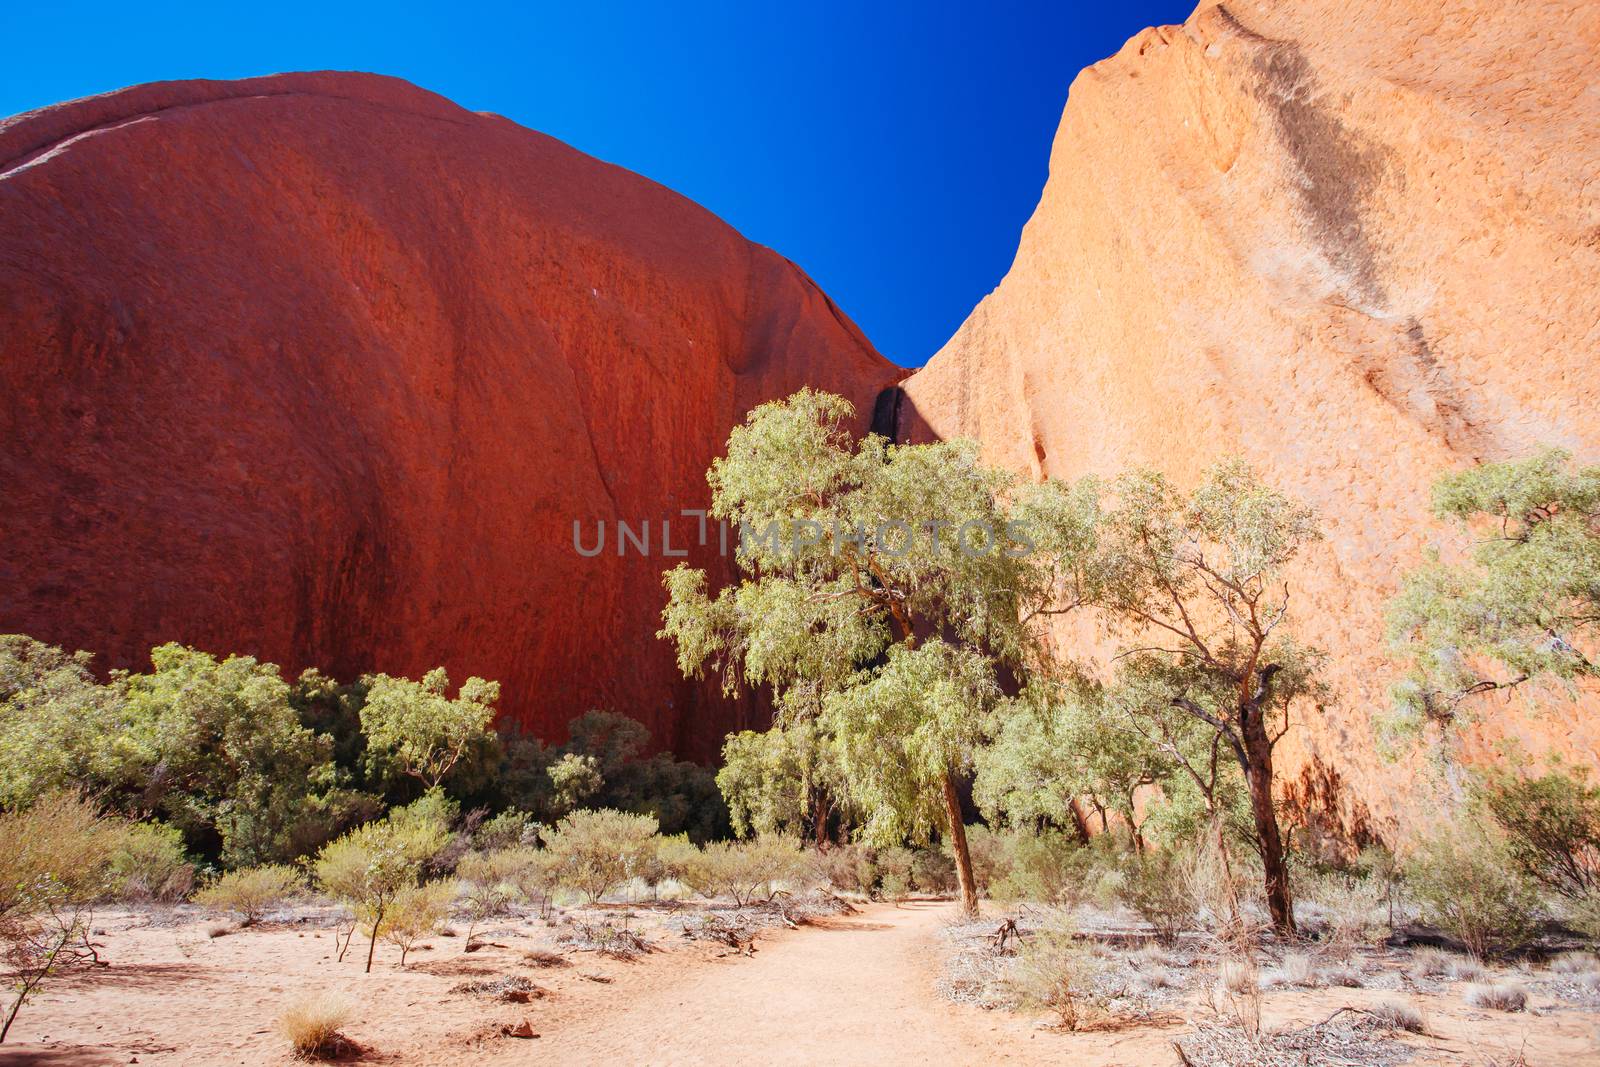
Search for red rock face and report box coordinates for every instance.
[900,0,1600,832]
[0,72,900,759]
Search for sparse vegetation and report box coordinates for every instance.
[1369,999,1426,1034]
[1465,981,1528,1012]
[0,794,122,1043]
[541,808,659,902]
[275,992,354,1059]
[379,880,455,966]
[3,428,1598,1059]
[1407,823,1541,957]
[1009,915,1105,1030]
[194,865,303,925]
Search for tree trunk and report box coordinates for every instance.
[942,774,978,917]
[364,906,384,973]
[1240,718,1296,936]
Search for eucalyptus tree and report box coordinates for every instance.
[1387,448,1600,749]
[1071,462,1325,935]
[660,390,1074,916]
[359,667,499,793]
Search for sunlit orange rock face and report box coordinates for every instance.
[901,0,1600,835]
[0,72,899,759]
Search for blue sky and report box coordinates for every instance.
[2,1,1194,366]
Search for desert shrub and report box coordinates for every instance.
[1476,764,1600,901]
[492,846,559,918]
[1564,889,1600,941]
[314,814,440,972]
[194,865,302,925]
[1464,981,1527,1012]
[650,834,700,887]
[1213,954,1263,1035]
[875,847,914,900]
[1354,843,1404,928]
[107,821,195,903]
[1114,848,1197,944]
[473,809,539,852]
[0,639,374,869]
[379,880,455,966]
[359,667,498,792]
[1009,915,1105,1030]
[1304,870,1384,958]
[541,808,659,902]
[0,794,124,1042]
[382,791,458,870]
[456,849,535,941]
[1216,956,1258,995]
[910,847,957,894]
[502,712,729,840]
[994,832,1115,908]
[681,834,806,906]
[1407,947,1452,979]
[808,843,878,894]
[276,991,353,1058]
[1407,827,1541,957]
[958,824,1010,895]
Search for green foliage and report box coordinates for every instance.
[822,642,1001,847]
[379,880,455,966]
[989,831,1099,907]
[678,834,807,906]
[194,865,303,924]
[991,459,1321,932]
[360,667,499,792]
[106,821,194,903]
[1110,847,1198,944]
[1473,761,1600,900]
[1010,914,1106,1030]
[540,808,660,902]
[0,637,119,810]
[0,794,122,921]
[496,712,726,841]
[0,638,375,867]
[910,847,957,894]
[547,753,603,813]
[976,679,1165,846]
[1387,449,1600,739]
[473,809,539,852]
[1406,824,1541,957]
[956,824,1010,895]
[313,807,445,972]
[875,846,915,900]
[0,794,125,1042]
[718,720,842,841]
[660,391,1064,910]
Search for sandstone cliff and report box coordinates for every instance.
[0,72,900,758]
[901,0,1600,834]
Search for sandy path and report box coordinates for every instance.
[486,900,1070,1067]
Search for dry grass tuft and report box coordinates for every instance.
[1464,982,1528,1012]
[276,992,354,1059]
[1447,957,1488,982]
[1261,952,1320,989]
[1407,947,1452,979]
[1216,957,1258,996]
[1368,998,1426,1034]
[1322,964,1366,988]
[1551,951,1600,974]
